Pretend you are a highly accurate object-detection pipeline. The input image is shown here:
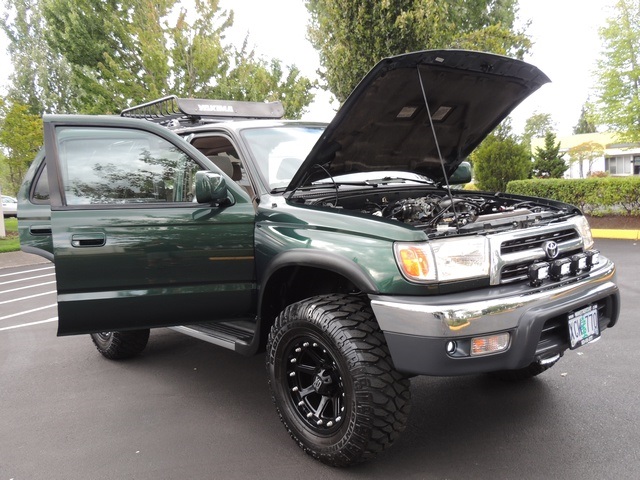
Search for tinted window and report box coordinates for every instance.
[33,164,50,202]
[55,127,202,205]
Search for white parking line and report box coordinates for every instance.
[0,266,55,278]
[0,290,57,305]
[0,281,57,295]
[0,317,58,332]
[0,273,56,286]
[0,304,57,321]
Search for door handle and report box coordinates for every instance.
[71,233,106,247]
[29,225,52,235]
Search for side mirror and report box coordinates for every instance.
[449,161,472,184]
[195,171,232,205]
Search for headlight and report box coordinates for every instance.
[394,236,490,283]
[570,215,594,250]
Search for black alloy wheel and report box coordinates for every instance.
[267,294,411,467]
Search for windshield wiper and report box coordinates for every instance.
[275,176,435,195]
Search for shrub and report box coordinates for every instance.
[506,177,640,216]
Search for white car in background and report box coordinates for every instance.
[2,195,17,217]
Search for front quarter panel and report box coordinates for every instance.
[255,198,433,295]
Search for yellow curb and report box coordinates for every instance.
[592,229,640,240]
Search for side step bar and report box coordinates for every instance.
[169,321,254,352]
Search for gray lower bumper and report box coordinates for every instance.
[370,258,619,376]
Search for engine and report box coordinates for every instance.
[357,193,565,233]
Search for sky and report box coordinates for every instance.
[0,0,619,137]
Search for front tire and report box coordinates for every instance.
[90,330,150,360]
[266,294,411,467]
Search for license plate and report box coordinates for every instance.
[568,304,600,349]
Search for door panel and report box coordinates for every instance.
[44,117,256,335]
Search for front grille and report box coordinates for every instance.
[500,229,579,255]
[490,223,585,285]
[500,263,534,284]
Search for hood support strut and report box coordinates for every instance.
[417,65,460,233]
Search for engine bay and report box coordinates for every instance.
[312,188,573,236]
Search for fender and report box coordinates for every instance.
[235,249,380,356]
[259,248,379,297]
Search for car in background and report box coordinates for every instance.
[2,195,17,217]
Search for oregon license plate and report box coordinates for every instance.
[568,304,600,349]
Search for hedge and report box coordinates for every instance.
[506,177,640,216]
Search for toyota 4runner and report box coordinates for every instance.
[17,50,620,466]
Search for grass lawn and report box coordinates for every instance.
[0,217,20,253]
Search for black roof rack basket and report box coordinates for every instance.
[120,95,285,125]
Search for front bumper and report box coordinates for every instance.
[370,257,619,376]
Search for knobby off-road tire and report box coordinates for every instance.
[488,358,558,381]
[266,294,411,467]
[90,330,150,360]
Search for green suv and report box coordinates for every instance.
[18,50,620,466]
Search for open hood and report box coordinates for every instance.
[286,50,550,191]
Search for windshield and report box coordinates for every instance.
[241,126,324,190]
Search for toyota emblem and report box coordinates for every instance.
[543,240,559,259]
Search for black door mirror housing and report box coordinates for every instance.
[449,161,472,185]
[195,171,232,205]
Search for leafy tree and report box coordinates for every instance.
[0,98,43,194]
[594,0,640,141]
[567,141,605,179]
[531,131,567,178]
[305,0,531,102]
[471,125,530,192]
[41,0,231,113]
[0,0,78,114]
[521,112,554,150]
[2,0,314,117]
[215,42,315,119]
[573,101,598,134]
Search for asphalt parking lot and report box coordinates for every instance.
[1,239,639,480]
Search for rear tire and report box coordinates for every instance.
[90,330,150,360]
[266,294,411,467]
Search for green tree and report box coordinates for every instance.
[214,41,315,119]
[306,0,531,102]
[531,131,567,178]
[0,0,78,114]
[568,141,605,179]
[472,125,530,191]
[573,101,598,134]
[521,112,554,150]
[0,98,43,194]
[41,0,232,113]
[2,0,314,117]
[594,0,640,141]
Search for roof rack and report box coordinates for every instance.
[120,95,285,125]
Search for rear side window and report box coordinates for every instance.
[32,163,50,203]
[54,127,203,205]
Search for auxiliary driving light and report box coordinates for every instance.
[585,249,600,268]
[471,333,510,356]
[528,262,549,286]
[550,257,572,280]
[570,253,588,274]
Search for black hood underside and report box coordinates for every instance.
[287,50,550,191]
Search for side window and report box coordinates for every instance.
[55,127,203,206]
[190,134,254,195]
[32,163,50,203]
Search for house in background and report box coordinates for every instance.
[531,132,640,179]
